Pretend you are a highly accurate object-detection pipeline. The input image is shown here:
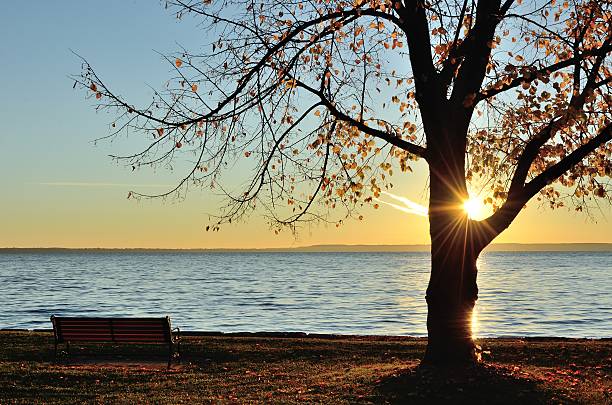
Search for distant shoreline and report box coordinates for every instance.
[1,243,611,252]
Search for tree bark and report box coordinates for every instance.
[422,143,483,365]
[424,220,480,364]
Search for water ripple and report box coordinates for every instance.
[0,251,610,337]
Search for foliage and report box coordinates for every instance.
[76,0,611,234]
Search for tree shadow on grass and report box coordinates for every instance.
[375,363,572,405]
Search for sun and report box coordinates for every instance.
[463,197,484,219]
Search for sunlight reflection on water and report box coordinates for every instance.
[0,251,610,337]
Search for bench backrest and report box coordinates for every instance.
[51,316,173,344]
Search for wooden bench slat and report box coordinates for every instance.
[55,317,166,321]
[56,322,112,325]
[61,336,167,342]
[59,323,165,328]
[112,320,168,323]
[116,337,167,340]
[63,336,113,343]
[62,332,113,339]
[113,332,167,336]
[51,316,180,367]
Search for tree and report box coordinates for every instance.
[77,0,611,364]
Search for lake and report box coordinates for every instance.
[0,251,610,337]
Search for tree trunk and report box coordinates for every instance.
[422,149,483,365]
[423,222,480,364]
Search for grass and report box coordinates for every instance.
[0,331,610,404]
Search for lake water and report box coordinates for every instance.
[0,251,610,337]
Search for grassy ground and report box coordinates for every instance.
[0,331,610,404]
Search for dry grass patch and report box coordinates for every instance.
[0,331,609,404]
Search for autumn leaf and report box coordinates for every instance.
[79,1,612,326]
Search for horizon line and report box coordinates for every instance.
[1,242,611,253]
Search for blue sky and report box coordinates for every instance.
[0,1,609,248]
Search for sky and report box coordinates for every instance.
[0,1,610,249]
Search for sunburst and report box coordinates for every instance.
[463,197,484,220]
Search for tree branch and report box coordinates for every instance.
[505,53,611,200]
[438,0,469,89]
[525,123,612,200]
[450,0,501,108]
[476,43,612,103]
[79,6,406,129]
[293,78,428,158]
[479,123,612,244]
[398,0,441,109]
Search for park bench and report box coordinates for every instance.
[50,316,181,367]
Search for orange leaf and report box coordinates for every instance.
[191,83,198,92]
[175,58,183,68]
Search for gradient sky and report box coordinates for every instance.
[1,1,610,248]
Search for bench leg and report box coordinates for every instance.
[167,343,173,369]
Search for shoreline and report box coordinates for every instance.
[2,328,610,341]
